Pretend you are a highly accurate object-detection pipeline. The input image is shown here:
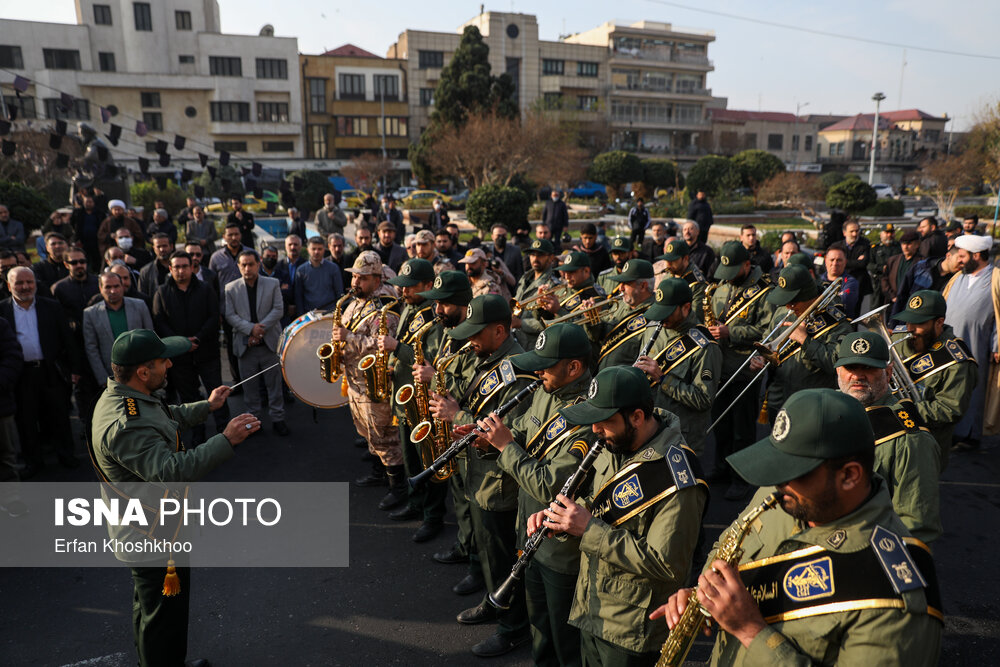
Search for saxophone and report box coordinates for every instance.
[318,288,356,388]
[359,297,400,402]
[656,492,781,667]
[702,282,719,327]
[410,341,473,483]
[394,317,439,430]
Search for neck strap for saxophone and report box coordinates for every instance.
[590,445,703,526]
[865,400,929,445]
[722,278,772,325]
[599,302,652,361]
[681,264,706,288]
[900,338,975,384]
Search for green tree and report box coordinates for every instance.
[192,163,244,202]
[732,149,786,204]
[685,155,740,198]
[819,171,848,192]
[284,170,332,218]
[640,158,683,196]
[588,151,642,199]
[130,179,187,217]
[465,185,531,234]
[825,179,877,216]
[0,181,51,234]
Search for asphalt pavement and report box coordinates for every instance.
[1,385,998,666]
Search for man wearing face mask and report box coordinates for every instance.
[428,198,450,231]
[490,224,523,284]
[98,199,145,258]
[113,227,152,269]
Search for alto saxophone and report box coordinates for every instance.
[318,288,356,386]
[656,492,781,667]
[395,317,439,430]
[410,341,473,483]
[359,297,400,402]
[702,282,719,327]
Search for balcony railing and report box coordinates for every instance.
[610,114,710,128]
[611,83,712,96]
[610,48,713,67]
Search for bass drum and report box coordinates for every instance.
[278,311,349,409]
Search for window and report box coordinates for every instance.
[214,141,247,153]
[142,111,162,131]
[257,101,289,122]
[175,10,192,30]
[804,135,813,151]
[338,73,365,99]
[209,56,242,77]
[93,4,112,25]
[542,93,563,110]
[791,135,800,151]
[308,78,326,113]
[140,92,160,108]
[419,88,435,106]
[44,97,90,121]
[923,129,940,143]
[378,117,407,137]
[263,141,294,152]
[542,59,564,75]
[308,125,328,158]
[43,49,81,70]
[743,133,757,149]
[577,61,599,77]
[373,75,399,101]
[418,50,444,69]
[767,133,783,150]
[98,52,116,72]
[255,58,287,80]
[133,3,152,31]
[145,142,159,153]
[336,117,367,136]
[0,45,23,69]
[209,102,250,122]
[577,95,599,111]
[9,96,36,119]
[178,54,195,64]
[506,58,520,103]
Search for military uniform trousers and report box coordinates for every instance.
[469,500,529,640]
[710,367,763,474]
[525,559,581,667]
[347,386,401,466]
[580,630,659,667]
[398,423,447,524]
[236,344,284,423]
[130,564,192,667]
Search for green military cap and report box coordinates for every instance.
[713,241,750,281]
[894,290,947,323]
[646,277,693,321]
[526,238,556,255]
[509,322,591,371]
[449,294,512,340]
[726,388,875,486]
[835,331,890,369]
[557,251,591,271]
[610,236,632,253]
[657,239,691,262]
[417,270,473,305]
[560,366,652,425]
[111,329,191,366]
[386,258,434,287]
[786,252,813,269]
[767,264,818,306]
[607,258,654,283]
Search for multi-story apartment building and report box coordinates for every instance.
[300,45,410,162]
[707,110,848,172]
[0,0,302,170]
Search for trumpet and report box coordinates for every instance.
[851,303,922,402]
[317,288,357,384]
[545,292,624,327]
[511,277,565,318]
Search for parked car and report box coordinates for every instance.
[393,186,418,200]
[449,189,470,209]
[569,181,607,199]
[340,189,377,209]
[205,195,284,214]
[400,190,451,210]
[872,184,898,199]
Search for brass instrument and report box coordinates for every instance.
[752,277,843,367]
[317,288,357,387]
[511,277,565,318]
[656,492,781,667]
[410,341,474,483]
[359,297,400,402]
[395,318,440,429]
[702,282,718,327]
[852,303,922,402]
[545,292,624,327]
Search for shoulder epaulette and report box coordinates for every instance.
[665,445,697,490]
[892,324,909,334]
[122,396,140,420]
[598,267,615,276]
[945,337,974,363]
[870,525,928,594]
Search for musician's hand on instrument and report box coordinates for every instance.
[207,385,232,410]
[634,355,662,381]
[543,493,591,537]
[511,315,523,329]
[709,324,729,340]
[223,413,261,445]
[453,423,476,437]
[377,334,397,352]
[538,293,560,314]
[330,326,349,342]
[697,560,766,648]
[526,510,546,537]
[784,320,807,345]
[748,355,766,372]
[412,363,434,384]
[581,297,596,309]
[477,412,512,452]
[429,393,459,421]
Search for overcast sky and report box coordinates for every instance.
[6,0,998,131]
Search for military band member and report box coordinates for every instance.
[377,258,447,540]
[759,264,853,419]
[477,323,595,667]
[458,247,509,300]
[596,236,633,296]
[536,251,606,321]
[656,388,943,666]
[891,290,977,470]
[430,294,534,657]
[656,239,708,317]
[708,241,776,499]
[512,238,560,350]
[835,331,942,543]
[634,278,722,455]
[586,259,655,371]
[331,251,403,508]
[411,229,453,275]
[534,366,708,666]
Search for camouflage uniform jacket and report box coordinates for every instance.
[340,286,400,394]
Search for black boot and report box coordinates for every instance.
[355,459,387,487]
[378,465,408,510]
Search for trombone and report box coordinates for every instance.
[851,303,922,402]
[544,292,624,327]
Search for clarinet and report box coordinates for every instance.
[408,380,543,488]
[636,320,666,363]
[488,438,607,610]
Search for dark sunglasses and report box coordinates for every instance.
[67,259,88,265]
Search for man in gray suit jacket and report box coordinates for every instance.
[224,250,289,435]
[83,271,153,384]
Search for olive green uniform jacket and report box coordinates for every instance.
[569,410,708,653]
[892,324,977,470]
[710,266,776,378]
[867,393,942,543]
[641,314,722,454]
[596,266,623,297]
[586,295,654,372]
[497,371,594,575]
[514,268,560,350]
[708,482,942,666]
[389,301,442,422]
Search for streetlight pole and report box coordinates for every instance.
[380,86,386,195]
[794,101,809,172]
[868,92,886,185]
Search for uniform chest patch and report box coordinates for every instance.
[479,369,500,395]
[545,415,568,440]
[612,474,643,509]
[783,556,835,602]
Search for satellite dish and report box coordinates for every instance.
[259,24,274,37]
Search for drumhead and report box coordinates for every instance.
[279,312,350,409]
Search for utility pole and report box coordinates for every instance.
[794,101,809,172]
[869,92,886,185]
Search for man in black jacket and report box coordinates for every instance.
[32,232,70,294]
[917,216,948,260]
[0,316,23,508]
[627,197,650,251]
[542,190,569,248]
[152,251,230,443]
[830,220,873,299]
[687,190,714,244]
[52,248,102,427]
[138,233,174,299]
[226,196,255,248]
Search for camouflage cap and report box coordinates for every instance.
[526,238,556,255]
[386,258,434,287]
[557,251,591,271]
[610,236,632,253]
[457,248,488,264]
[414,229,435,244]
[345,250,384,276]
[657,240,691,262]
